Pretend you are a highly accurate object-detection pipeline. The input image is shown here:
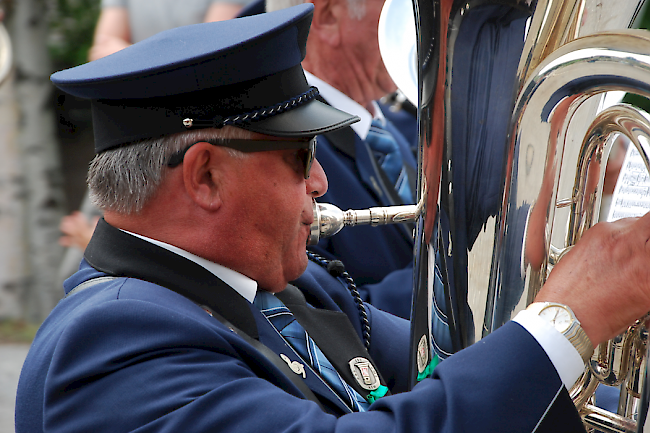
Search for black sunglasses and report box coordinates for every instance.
[167,137,317,179]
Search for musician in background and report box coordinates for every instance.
[378,90,418,152]
[89,0,254,61]
[267,0,418,320]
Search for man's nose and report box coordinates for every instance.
[307,158,328,198]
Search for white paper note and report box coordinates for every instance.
[607,145,650,221]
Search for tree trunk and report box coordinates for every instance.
[0,46,27,321]
[4,0,67,323]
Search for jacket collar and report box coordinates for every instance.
[84,218,260,338]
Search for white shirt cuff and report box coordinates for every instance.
[513,309,585,389]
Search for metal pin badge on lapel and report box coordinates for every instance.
[349,357,380,390]
[280,354,306,378]
[416,335,429,375]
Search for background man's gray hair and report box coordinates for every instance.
[266,0,367,20]
[87,127,251,215]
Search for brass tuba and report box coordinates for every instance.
[312,0,650,430]
[383,0,650,431]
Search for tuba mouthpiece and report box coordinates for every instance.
[308,196,424,246]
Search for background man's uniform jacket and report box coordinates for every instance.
[310,119,417,319]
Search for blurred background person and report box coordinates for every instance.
[89,0,255,61]
[58,206,100,250]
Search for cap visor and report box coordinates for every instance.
[240,99,360,138]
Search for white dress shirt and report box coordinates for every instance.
[305,71,386,140]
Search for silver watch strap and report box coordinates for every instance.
[526,302,594,363]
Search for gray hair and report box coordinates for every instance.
[266,0,367,20]
[87,127,252,214]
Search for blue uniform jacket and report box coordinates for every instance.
[16,220,584,432]
[310,120,417,319]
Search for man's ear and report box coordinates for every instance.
[182,142,224,211]
[310,0,344,46]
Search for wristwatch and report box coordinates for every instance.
[526,302,594,363]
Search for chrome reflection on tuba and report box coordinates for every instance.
[505,40,650,432]
[383,0,650,431]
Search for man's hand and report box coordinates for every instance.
[536,213,650,346]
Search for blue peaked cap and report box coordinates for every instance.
[51,4,358,153]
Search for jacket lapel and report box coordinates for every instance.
[85,218,259,337]
[277,285,389,400]
[253,310,354,414]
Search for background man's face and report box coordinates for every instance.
[339,0,397,101]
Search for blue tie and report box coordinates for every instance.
[254,290,369,411]
[432,255,452,361]
[366,119,413,204]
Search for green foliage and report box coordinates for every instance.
[0,319,39,343]
[48,0,101,68]
[621,93,650,114]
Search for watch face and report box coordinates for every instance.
[539,306,572,333]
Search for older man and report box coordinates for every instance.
[15,5,650,432]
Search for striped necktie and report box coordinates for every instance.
[432,253,452,361]
[366,118,413,204]
[254,290,369,412]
